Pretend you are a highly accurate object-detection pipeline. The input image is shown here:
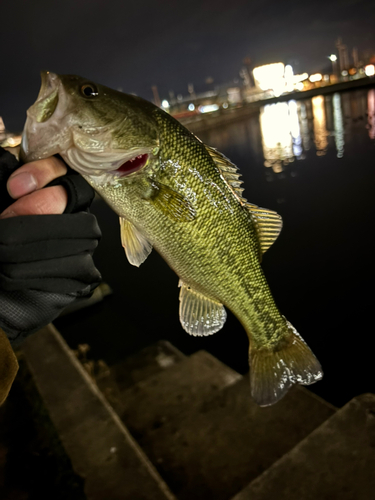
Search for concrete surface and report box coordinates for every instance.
[21,324,176,500]
[96,340,186,412]
[119,350,241,441]
[232,394,375,500]
[142,375,336,500]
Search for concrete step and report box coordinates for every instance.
[21,325,176,500]
[118,350,242,442]
[142,375,336,500]
[95,340,186,412]
[232,394,375,500]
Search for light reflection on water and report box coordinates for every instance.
[197,88,375,178]
[191,87,375,406]
[260,93,346,171]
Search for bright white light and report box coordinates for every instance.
[188,103,195,111]
[260,102,293,171]
[285,65,293,78]
[309,73,323,83]
[198,104,219,113]
[365,64,375,77]
[253,63,285,91]
[284,65,294,92]
[341,70,348,77]
[328,54,337,62]
[7,136,21,146]
[295,82,304,91]
[162,100,170,108]
[292,73,309,84]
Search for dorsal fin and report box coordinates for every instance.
[205,143,282,255]
[204,144,247,204]
[246,203,283,255]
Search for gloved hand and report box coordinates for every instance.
[0,146,102,346]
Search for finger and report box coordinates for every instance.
[0,186,68,218]
[7,157,68,199]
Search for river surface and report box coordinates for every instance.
[56,87,375,407]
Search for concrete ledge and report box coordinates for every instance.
[119,350,241,442]
[21,324,176,500]
[144,375,335,500]
[233,394,375,500]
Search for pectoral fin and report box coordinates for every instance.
[119,217,153,267]
[179,281,227,336]
[144,179,196,222]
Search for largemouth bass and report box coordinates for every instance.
[20,72,323,406]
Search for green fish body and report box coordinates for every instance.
[21,72,323,405]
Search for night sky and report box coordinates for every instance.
[1,0,374,130]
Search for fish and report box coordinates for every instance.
[20,72,323,406]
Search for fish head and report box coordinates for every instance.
[21,72,160,183]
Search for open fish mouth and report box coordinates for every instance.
[114,153,149,177]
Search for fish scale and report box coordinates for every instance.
[152,110,284,342]
[20,72,323,406]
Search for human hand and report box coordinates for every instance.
[0,149,96,217]
[0,155,68,218]
[0,147,101,345]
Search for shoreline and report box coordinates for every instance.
[180,76,375,134]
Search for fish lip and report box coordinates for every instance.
[21,72,73,161]
[27,71,60,122]
[38,71,58,100]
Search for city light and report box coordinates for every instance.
[284,65,294,92]
[309,73,323,83]
[312,96,328,156]
[198,104,219,113]
[365,64,375,77]
[328,54,337,62]
[253,63,285,92]
[161,100,170,109]
[188,103,195,111]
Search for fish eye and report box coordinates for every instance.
[81,83,99,98]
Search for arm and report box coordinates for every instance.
[0,147,102,346]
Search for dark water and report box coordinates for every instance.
[55,88,375,408]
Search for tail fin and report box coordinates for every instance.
[249,320,323,407]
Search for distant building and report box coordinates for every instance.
[336,38,350,73]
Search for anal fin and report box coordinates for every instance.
[179,281,227,336]
[119,217,152,267]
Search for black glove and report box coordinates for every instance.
[0,147,102,346]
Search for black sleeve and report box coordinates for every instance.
[0,147,102,345]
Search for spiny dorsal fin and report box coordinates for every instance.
[245,202,283,255]
[204,144,247,204]
[204,144,282,254]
